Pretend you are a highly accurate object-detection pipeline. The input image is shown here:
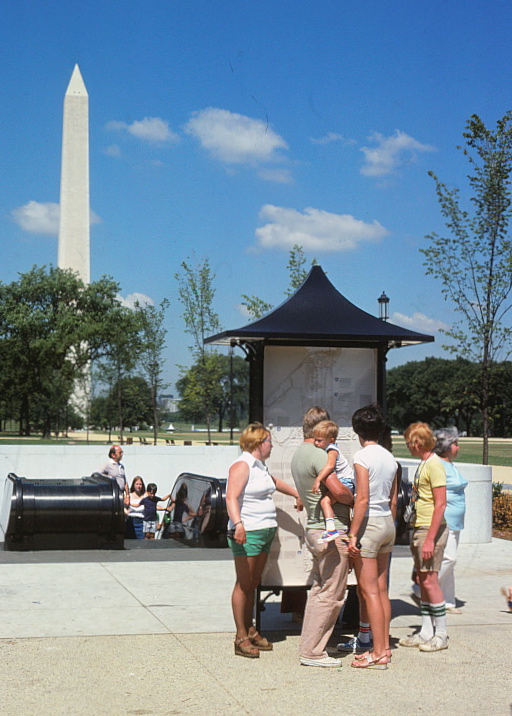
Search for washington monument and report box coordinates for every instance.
[58,64,90,284]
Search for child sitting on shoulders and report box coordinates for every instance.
[138,482,171,539]
[312,420,355,544]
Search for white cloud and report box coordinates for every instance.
[392,311,448,334]
[360,130,435,176]
[11,201,60,235]
[184,108,288,165]
[117,292,154,310]
[106,117,179,143]
[104,144,122,158]
[257,167,293,184]
[310,132,356,146]
[11,201,101,236]
[254,205,389,252]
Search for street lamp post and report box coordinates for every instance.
[378,291,390,321]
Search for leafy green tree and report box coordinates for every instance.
[134,299,169,444]
[241,244,317,319]
[94,304,143,444]
[176,353,249,432]
[175,257,221,442]
[0,266,123,437]
[386,357,480,434]
[422,112,512,462]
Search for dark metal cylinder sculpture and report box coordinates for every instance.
[1,473,125,551]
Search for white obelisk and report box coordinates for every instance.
[58,65,90,284]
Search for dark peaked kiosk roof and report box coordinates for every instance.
[206,265,434,349]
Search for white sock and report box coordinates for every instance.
[419,601,434,640]
[358,622,372,643]
[431,601,447,637]
[325,518,336,532]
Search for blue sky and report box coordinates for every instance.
[2,0,512,392]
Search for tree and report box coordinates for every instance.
[94,304,143,444]
[134,299,169,444]
[176,354,249,432]
[422,112,512,462]
[0,266,124,437]
[241,244,317,319]
[175,257,221,442]
[386,357,480,434]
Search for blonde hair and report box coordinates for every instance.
[239,422,269,453]
[303,406,330,438]
[404,422,436,452]
[313,420,339,441]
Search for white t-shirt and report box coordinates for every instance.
[353,444,397,517]
[227,452,277,531]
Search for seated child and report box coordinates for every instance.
[312,420,355,544]
[138,483,171,539]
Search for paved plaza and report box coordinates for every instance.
[0,539,511,716]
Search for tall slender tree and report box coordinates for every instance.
[175,257,221,442]
[422,112,512,462]
[134,299,169,445]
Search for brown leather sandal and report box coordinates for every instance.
[234,637,260,658]
[249,631,273,651]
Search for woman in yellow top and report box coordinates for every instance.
[400,422,449,652]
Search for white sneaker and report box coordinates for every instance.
[399,633,429,648]
[419,635,449,652]
[300,655,342,667]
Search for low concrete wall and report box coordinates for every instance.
[0,447,493,545]
[400,458,492,544]
[0,444,240,537]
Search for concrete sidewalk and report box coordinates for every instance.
[1,539,511,715]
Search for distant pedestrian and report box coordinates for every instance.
[126,476,146,539]
[101,445,129,501]
[138,483,171,539]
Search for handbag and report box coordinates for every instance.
[404,461,425,526]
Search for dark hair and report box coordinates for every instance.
[108,445,120,458]
[146,482,157,493]
[176,483,188,501]
[352,403,385,441]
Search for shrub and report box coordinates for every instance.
[493,492,512,530]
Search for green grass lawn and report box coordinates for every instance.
[391,437,512,467]
[1,430,512,466]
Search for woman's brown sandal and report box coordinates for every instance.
[234,637,260,658]
[249,631,273,651]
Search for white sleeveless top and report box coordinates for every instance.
[227,452,277,531]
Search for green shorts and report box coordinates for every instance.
[228,527,277,557]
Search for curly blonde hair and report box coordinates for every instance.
[239,422,270,452]
[404,422,436,452]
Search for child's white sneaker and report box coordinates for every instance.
[317,530,339,544]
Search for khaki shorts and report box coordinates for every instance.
[359,514,396,558]
[410,524,448,572]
